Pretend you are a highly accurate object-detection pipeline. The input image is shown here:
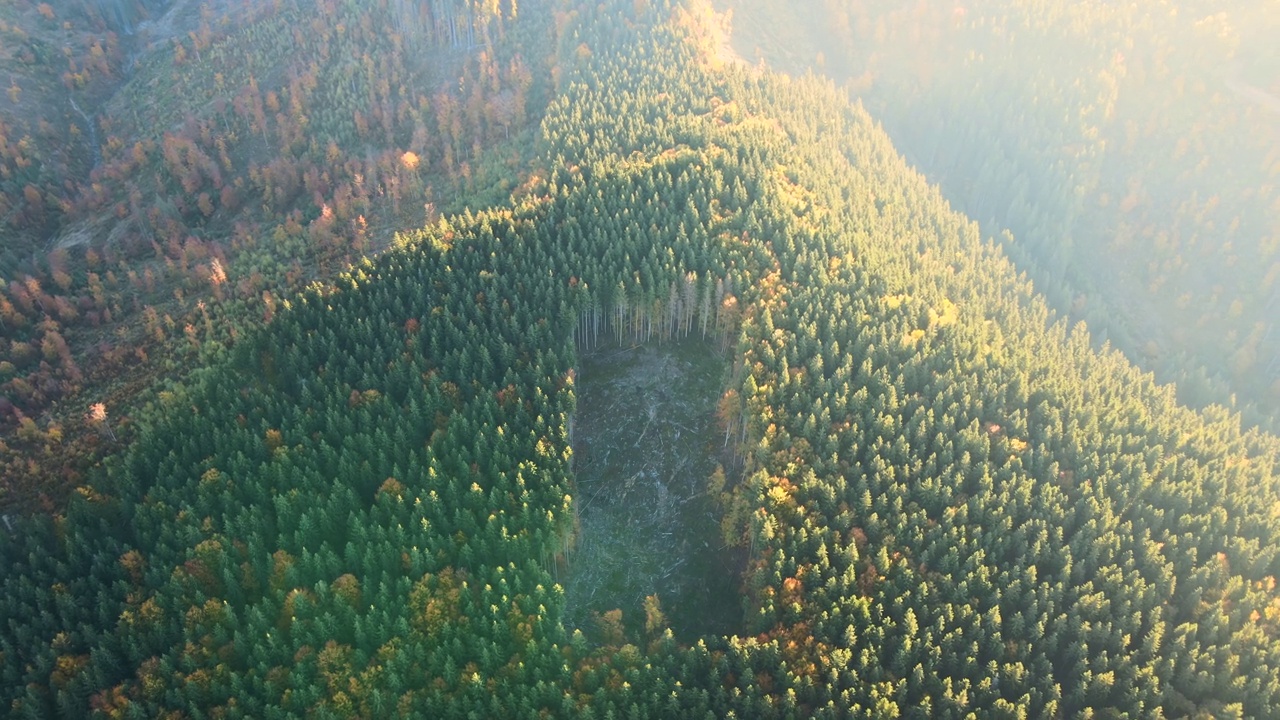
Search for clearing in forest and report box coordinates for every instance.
[564,339,742,640]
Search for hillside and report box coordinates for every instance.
[715,0,1280,429]
[2,1,1279,717]
[1,0,553,511]
[1,0,224,269]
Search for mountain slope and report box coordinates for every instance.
[2,1,1278,717]
[1,0,552,511]
[716,0,1280,428]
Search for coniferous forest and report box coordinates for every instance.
[717,0,1280,429]
[3,1,1280,718]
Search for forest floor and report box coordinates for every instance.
[563,338,743,641]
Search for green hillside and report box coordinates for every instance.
[2,1,1279,718]
[0,0,551,510]
[717,0,1280,429]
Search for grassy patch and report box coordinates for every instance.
[564,338,743,641]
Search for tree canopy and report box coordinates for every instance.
[2,1,1279,718]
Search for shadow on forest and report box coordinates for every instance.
[562,339,743,641]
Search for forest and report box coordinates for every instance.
[2,0,1280,717]
[0,0,549,509]
[717,0,1280,430]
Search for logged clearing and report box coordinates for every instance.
[564,339,742,640]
